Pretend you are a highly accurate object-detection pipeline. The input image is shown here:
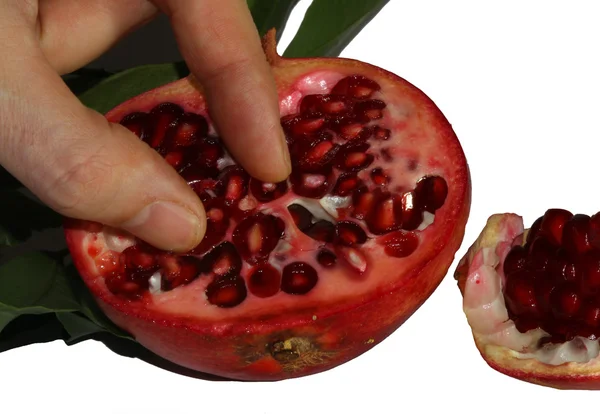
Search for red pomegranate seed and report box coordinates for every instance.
[290,169,332,199]
[352,186,377,220]
[201,241,242,278]
[535,278,556,315]
[121,244,158,274]
[248,264,281,298]
[281,262,318,295]
[316,249,337,267]
[400,190,424,231]
[120,112,150,140]
[160,255,203,291]
[205,275,247,308]
[415,176,448,213]
[188,177,220,203]
[373,126,391,140]
[291,116,326,136]
[332,172,362,196]
[335,221,367,246]
[354,99,386,122]
[218,166,250,207]
[378,231,419,258]
[190,137,224,170]
[166,112,208,148]
[550,285,581,319]
[590,212,600,249]
[503,245,528,276]
[305,220,335,243]
[504,271,540,317]
[189,198,230,255]
[562,214,592,257]
[549,247,581,284]
[287,204,313,232]
[527,236,555,272]
[250,179,288,202]
[300,94,353,115]
[525,216,543,246]
[539,208,573,246]
[339,122,365,139]
[105,272,148,299]
[164,150,186,169]
[294,134,340,173]
[232,213,285,264]
[514,317,540,334]
[581,250,600,293]
[365,192,402,235]
[370,168,389,186]
[146,102,183,149]
[335,141,373,172]
[582,304,600,329]
[331,75,381,99]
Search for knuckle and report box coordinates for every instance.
[47,149,119,218]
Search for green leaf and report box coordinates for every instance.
[57,312,108,344]
[62,68,114,96]
[0,190,63,246]
[0,253,79,312]
[0,253,80,335]
[78,62,189,115]
[248,0,301,41]
[62,263,134,341]
[0,224,17,248]
[0,313,17,332]
[283,0,390,58]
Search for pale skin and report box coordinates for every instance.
[0,0,292,252]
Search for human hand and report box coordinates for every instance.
[0,0,291,252]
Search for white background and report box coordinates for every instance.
[3,0,600,412]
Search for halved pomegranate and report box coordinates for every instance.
[64,30,470,381]
[456,210,600,389]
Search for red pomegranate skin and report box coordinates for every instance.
[64,30,471,381]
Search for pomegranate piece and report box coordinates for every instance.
[287,204,313,232]
[250,179,288,202]
[63,29,470,381]
[248,264,281,298]
[335,221,367,246]
[316,249,337,267]
[159,255,203,291]
[281,262,318,295]
[331,75,381,98]
[232,213,285,264]
[456,209,600,390]
[206,274,247,308]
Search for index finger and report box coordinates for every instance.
[153,0,291,183]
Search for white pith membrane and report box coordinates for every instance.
[462,214,600,365]
[77,69,452,320]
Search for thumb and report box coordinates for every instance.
[1,53,205,252]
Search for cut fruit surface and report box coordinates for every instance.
[64,30,470,381]
[456,210,600,390]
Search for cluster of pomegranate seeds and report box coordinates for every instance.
[104,74,449,308]
[503,209,600,342]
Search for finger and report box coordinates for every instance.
[38,0,158,74]
[153,0,291,183]
[0,37,206,252]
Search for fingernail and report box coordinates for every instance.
[122,202,202,252]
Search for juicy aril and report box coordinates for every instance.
[64,30,470,380]
[456,210,600,389]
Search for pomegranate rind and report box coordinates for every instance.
[64,30,471,380]
[455,213,600,390]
